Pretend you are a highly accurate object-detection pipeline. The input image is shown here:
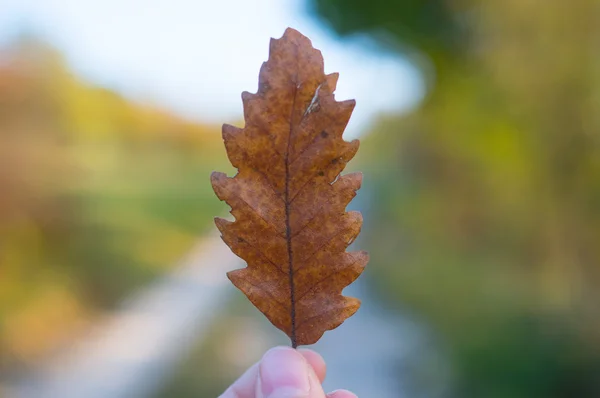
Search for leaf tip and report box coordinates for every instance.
[344,171,363,191]
[210,171,228,199]
[214,216,231,231]
[210,170,226,182]
[325,72,339,92]
[341,98,357,111]
[241,90,255,102]
[282,27,302,40]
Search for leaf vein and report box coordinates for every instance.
[293,225,355,273]
[241,239,287,276]
[295,256,361,302]
[227,191,286,238]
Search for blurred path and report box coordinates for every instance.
[311,279,417,398]
[6,233,242,398]
[303,195,420,397]
[253,277,417,398]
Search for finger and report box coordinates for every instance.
[298,348,326,384]
[219,362,259,398]
[326,390,358,398]
[257,346,326,398]
[220,347,329,398]
[306,354,327,398]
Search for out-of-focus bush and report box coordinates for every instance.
[0,37,228,370]
[312,0,600,396]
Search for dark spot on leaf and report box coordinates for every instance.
[331,158,339,164]
[259,82,270,93]
[318,171,325,176]
[321,130,328,138]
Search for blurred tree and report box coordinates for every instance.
[310,0,462,65]
[311,0,600,397]
[0,37,229,371]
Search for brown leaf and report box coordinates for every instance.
[211,28,368,347]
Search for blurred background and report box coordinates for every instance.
[0,0,599,397]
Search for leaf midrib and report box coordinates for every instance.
[284,42,301,348]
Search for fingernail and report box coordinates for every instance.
[259,347,310,398]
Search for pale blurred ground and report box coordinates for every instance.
[5,235,241,398]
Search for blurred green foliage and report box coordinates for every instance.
[312,0,600,396]
[0,38,229,368]
[310,0,462,63]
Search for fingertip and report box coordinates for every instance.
[298,348,326,383]
[259,346,311,397]
[219,362,259,398]
[326,389,358,398]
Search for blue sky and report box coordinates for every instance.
[0,0,423,138]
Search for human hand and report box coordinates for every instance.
[219,346,357,398]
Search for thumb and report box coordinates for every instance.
[256,346,326,398]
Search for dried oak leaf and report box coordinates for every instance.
[211,28,368,347]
